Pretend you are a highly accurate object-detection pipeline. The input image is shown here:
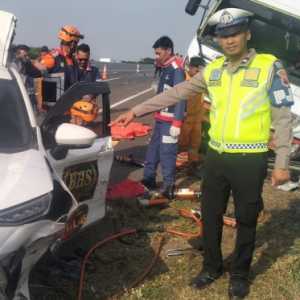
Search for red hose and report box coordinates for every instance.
[109,235,165,300]
[77,211,236,299]
[77,229,137,300]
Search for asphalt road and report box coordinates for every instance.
[105,64,158,185]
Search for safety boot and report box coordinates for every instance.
[190,270,222,290]
[161,185,175,200]
[228,277,250,299]
[141,178,157,191]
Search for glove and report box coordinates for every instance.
[169,125,181,138]
[151,81,158,92]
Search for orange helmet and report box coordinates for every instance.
[58,25,84,43]
[70,99,98,123]
[40,53,55,69]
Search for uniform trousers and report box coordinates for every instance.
[201,147,268,278]
[143,120,177,188]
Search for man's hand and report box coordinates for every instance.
[169,125,181,138]
[271,168,290,186]
[37,103,46,113]
[109,110,135,127]
[32,60,47,71]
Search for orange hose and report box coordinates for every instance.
[146,199,169,206]
[223,216,237,228]
[166,209,236,238]
[166,209,203,239]
[77,211,236,299]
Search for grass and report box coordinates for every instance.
[31,177,300,300]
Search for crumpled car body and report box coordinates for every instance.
[0,10,113,300]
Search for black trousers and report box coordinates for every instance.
[201,148,268,278]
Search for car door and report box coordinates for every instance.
[41,82,113,226]
[0,10,16,67]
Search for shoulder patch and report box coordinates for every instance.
[274,60,284,70]
[273,60,290,87]
[277,69,290,86]
[269,62,294,108]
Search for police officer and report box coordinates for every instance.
[111,8,292,299]
[141,36,186,197]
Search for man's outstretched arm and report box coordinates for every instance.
[110,71,207,126]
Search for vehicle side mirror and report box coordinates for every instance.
[55,123,97,147]
[185,0,202,16]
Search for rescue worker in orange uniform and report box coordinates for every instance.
[50,25,84,90]
[179,56,205,171]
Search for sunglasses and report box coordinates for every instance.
[77,58,89,62]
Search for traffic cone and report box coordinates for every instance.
[101,64,108,80]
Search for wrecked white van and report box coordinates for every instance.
[185,0,300,171]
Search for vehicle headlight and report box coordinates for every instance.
[0,193,52,226]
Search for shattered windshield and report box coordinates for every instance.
[199,1,300,85]
[0,78,33,152]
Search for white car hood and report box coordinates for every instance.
[0,149,53,210]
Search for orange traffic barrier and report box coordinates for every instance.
[101,64,108,80]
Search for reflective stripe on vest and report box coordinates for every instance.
[204,53,277,153]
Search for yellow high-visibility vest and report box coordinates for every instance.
[203,53,277,153]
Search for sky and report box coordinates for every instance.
[1,0,201,61]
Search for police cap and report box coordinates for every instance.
[208,8,253,37]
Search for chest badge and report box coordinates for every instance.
[210,69,222,81]
[208,68,223,86]
[241,68,260,87]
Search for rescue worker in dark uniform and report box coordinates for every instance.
[141,36,186,197]
[110,8,293,299]
[68,44,100,132]
[73,43,99,83]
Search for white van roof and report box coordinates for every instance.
[250,0,300,19]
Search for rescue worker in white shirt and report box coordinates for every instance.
[110,8,293,299]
